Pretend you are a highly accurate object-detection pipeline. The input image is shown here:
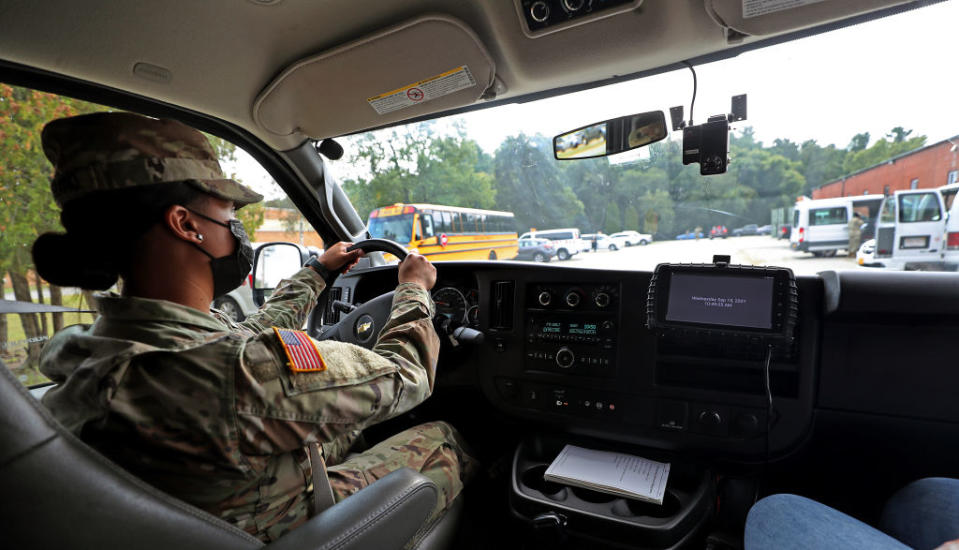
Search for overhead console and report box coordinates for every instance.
[514,0,643,37]
[474,263,820,460]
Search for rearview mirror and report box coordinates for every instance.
[553,111,667,160]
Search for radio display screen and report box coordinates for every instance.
[538,320,599,336]
[665,273,774,330]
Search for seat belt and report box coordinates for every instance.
[309,442,336,516]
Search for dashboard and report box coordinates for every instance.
[327,261,959,464]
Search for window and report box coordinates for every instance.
[449,213,461,233]
[368,214,414,242]
[793,210,800,227]
[420,214,435,238]
[948,171,958,185]
[910,178,919,190]
[809,207,848,226]
[943,190,957,212]
[880,197,897,223]
[899,192,941,223]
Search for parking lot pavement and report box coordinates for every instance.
[557,236,866,276]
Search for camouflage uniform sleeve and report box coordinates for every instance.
[234,282,439,456]
[239,267,326,333]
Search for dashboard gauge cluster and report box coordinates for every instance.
[432,285,480,327]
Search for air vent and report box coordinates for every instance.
[325,287,344,323]
[490,281,514,330]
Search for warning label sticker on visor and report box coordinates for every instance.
[367,66,477,115]
[743,0,825,19]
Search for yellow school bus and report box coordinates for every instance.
[367,203,519,261]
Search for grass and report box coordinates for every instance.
[2,291,97,386]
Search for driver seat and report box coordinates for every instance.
[0,362,462,550]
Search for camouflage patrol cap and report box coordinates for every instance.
[42,112,263,208]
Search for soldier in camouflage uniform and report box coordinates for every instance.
[33,112,478,542]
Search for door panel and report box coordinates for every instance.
[893,191,945,266]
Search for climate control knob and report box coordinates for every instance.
[594,292,610,308]
[564,291,581,308]
[537,291,552,306]
[556,347,575,369]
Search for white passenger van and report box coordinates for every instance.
[790,195,884,257]
[518,228,584,261]
[874,184,959,271]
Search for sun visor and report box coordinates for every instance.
[253,15,496,140]
[705,0,913,39]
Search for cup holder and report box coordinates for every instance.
[611,490,682,518]
[570,486,617,504]
[521,465,568,501]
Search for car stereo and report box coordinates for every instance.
[646,263,798,344]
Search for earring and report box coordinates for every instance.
[197,234,204,242]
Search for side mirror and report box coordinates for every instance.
[252,242,310,306]
[553,111,667,160]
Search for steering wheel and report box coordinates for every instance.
[316,239,410,348]
[346,238,408,261]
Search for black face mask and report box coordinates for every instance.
[187,208,253,299]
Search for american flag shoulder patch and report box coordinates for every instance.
[273,327,327,373]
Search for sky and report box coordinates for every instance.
[226,0,959,199]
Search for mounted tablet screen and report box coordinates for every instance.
[665,273,774,330]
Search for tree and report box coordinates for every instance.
[843,128,926,175]
[492,134,584,231]
[236,201,266,235]
[799,140,847,195]
[342,121,496,220]
[887,126,913,143]
[0,86,108,372]
[848,132,871,152]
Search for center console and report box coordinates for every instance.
[475,263,819,459]
[510,435,714,549]
[524,282,620,377]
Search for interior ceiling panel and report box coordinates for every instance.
[0,0,932,149]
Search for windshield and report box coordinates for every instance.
[331,2,958,275]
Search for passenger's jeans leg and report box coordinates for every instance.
[880,477,959,550]
[745,494,910,550]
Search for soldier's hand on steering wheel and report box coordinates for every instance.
[320,242,365,273]
[398,253,436,290]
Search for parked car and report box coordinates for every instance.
[518,228,583,260]
[609,230,652,246]
[856,239,884,268]
[514,238,556,262]
[757,224,773,235]
[709,225,728,239]
[675,231,704,240]
[732,224,759,236]
[212,274,257,322]
[581,233,624,251]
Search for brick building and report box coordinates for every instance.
[812,136,959,199]
[253,207,325,249]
